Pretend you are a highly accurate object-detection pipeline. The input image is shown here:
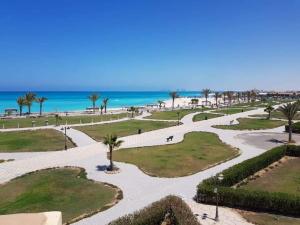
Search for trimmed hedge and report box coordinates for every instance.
[285,121,300,133]
[196,145,300,216]
[286,145,300,157]
[109,195,200,225]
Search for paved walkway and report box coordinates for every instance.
[0,107,289,225]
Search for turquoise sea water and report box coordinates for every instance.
[0,91,201,113]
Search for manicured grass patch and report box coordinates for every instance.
[193,113,223,122]
[0,168,121,224]
[240,211,300,225]
[213,118,286,130]
[109,195,200,225]
[241,157,300,196]
[0,113,127,129]
[76,120,177,141]
[145,108,209,120]
[251,111,300,120]
[114,132,238,177]
[0,129,75,152]
[211,107,255,115]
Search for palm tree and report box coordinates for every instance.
[158,100,164,110]
[190,98,199,107]
[100,105,104,115]
[227,91,234,106]
[246,91,251,103]
[54,114,62,126]
[237,92,241,103]
[214,92,220,107]
[128,106,137,118]
[278,102,299,142]
[264,104,274,120]
[25,92,36,114]
[36,97,48,116]
[250,90,257,102]
[88,93,100,113]
[103,134,124,171]
[169,92,178,110]
[103,98,109,113]
[202,89,211,106]
[17,96,26,116]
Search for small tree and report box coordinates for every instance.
[278,102,299,142]
[17,96,26,116]
[202,89,211,106]
[54,114,62,126]
[25,92,36,114]
[128,106,137,118]
[88,93,100,113]
[214,92,220,107]
[264,104,274,120]
[103,98,109,113]
[36,97,48,116]
[158,100,165,110]
[100,105,104,115]
[103,134,124,171]
[169,92,178,110]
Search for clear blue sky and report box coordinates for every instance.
[0,0,299,91]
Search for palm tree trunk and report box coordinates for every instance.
[105,105,107,113]
[19,106,22,116]
[109,146,113,170]
[40,103,42,116]
[288,120,292,142]
[28,105,31,115]
[93,101,95,113]
[172,98,174,110]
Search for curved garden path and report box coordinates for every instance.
[0,107,289,225]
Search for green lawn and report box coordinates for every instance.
[0,113,127,129]
[0,129,75,152]
[76,120,177,141]
[0,168,120,223]
[211,107,255,115]
[240,211,300,225]
[114,132,239,177]
[145,108,209,120]
[241,157,300,196]
[213,118,286,130]
[251,111,300,120]
[192,113,223,122]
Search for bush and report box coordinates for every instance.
[286,145,300,157]
[285,121,300,133]
[196,146,300,216]
[109,195,200,225]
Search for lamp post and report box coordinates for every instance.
[214,173,224,222]
[61,126,70,150]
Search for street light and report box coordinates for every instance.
[61,126,70,150]
[214,173,224,221]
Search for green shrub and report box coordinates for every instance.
[109,195,200,225]
[285,121,300,133]
[286,145,300,157]
[196,146,300,216]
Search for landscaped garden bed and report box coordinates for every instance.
[0,129,76,152]
[195,145,300,216]
[213,118,286,130]
[192,113,223,122]
[114,132,239,177]
[0,167,122,224]
[145,108,209,120]
[75,120,177,141]
[0,113,127,129]
[108,195,200,225]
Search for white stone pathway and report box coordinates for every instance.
[0,107,289,225]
